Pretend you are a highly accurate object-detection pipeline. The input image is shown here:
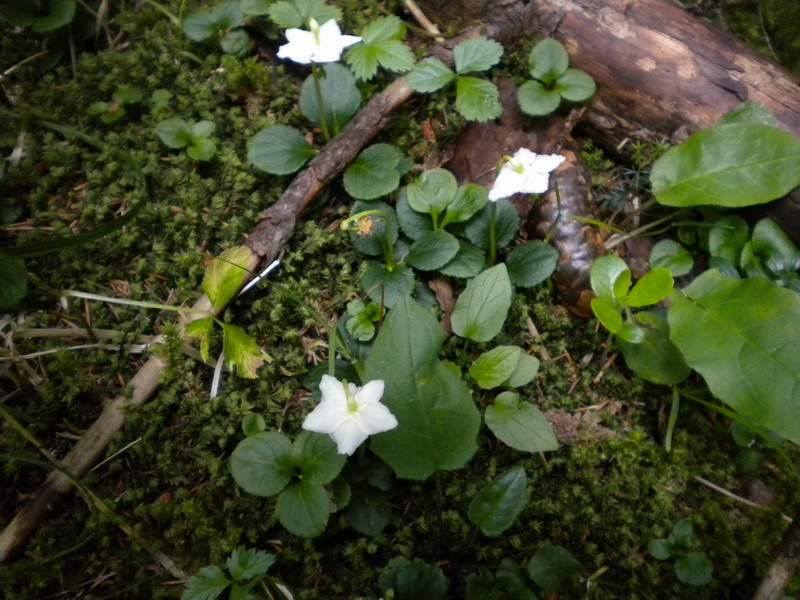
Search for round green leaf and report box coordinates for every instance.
[617,310,690,385]
[616,322,645,344]
[186,138,217,161]
[672,518,694,546]
[462,199,520,251]
[242,414,266,437]
[468,466,528,537]
[485,392,559,453]
[454,36,504,74]
[406,230,460,271]
[647,538,673,560]
[275,481,330,537]
[378,557,448,600]
[0,255,27,310]
[290,431,347,486]
[299,64,361,135]
[674,553,713,586]
[455,76,502,122]
[518,80,561,116]
[470,346,522,390]
[343,144,403,200]
[506,241,559,288]
[155,117,193,149]
[230,431,292,497]
[439,242,485,278]
[649,240,694,277]
[407,57,455,93]
[529,38,570,83]
[527,543,582,592]
[406,168,458,216]
[248,124,315,175]
[626,268,674,307]
[554,69,596,102]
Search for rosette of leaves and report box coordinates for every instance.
[155,117,218,161]
[345,299,381,341]
[185,247,271,378]
[181,547,292,600]
[648,519,714,586]
[87,88,144,124]
[182,0,250,55]
[344,15,415,80]
[518,38,596,116]
[408,36,504,122]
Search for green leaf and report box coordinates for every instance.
[750,218,800,273]
[718,101,779,127]
[617,322,645,344]
[226,548,276,581]
[407,58,456,93]
[113,88,144,104]
[378,557,448,600]
[439,242,485,278]
[220,28,250,55]
[240,0,273,16]
[344,489,391,536]
[230,431,293,497]
[346,39,414,80]
[649,240,694,277]
[441,183,488,226]
[275,481,330,537]
[267,0,342,28]
[155,117,193,149]
[185,316,215,363]
[529,38,570,84]
[706,215,749,265]
[454,36,503,74]
[406,230,460,271]
[675,553,713,586]
[362,262,414,308]
[668,270,800,444]
[241,414,266,436]
[651,122,800,207]
[0,255,27,310]
[181,565,231,600]
[190,121,216,141]
[625,268,673,307]
[248,124,315,175]
[451,263,513,343]
[554,69,596,102]
[466,565,537,600]
[485,391,558,453]
[647,538,674,560]
[347,200,398,257]
[506,241,559,288]
[32,0,76,33]
[213,0,245,29]
[504,352,540,388]
[672,518,694,546]
[346,311,375,341]
[406,168,458,217]
[221,323,268,378]
[150,88,172,109]
[299,64,361,135]
[590,255,629,301]
[182,7,223,41]
[365,296,480,479]
[590,297,623,334]
[361,14,403,44]
[617,310,690,385]
[455,76,502,122]
[187,138,217,162]
[462,198,520,251]
[468,466,528,537]
[396,191,433,241]
[343,144,403,200]
[202,246,253,310]
[470,346,522,390]
[527,544,582,593]
[289,431,346,486]
[518,79,562,116]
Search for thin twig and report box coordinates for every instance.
[693,475,792,522]
[403,0,444,41]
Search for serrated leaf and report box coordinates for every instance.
[617,310,690,385]
[406,230,460,271]
[455,76,502,122]
[230,431,293,497]
[203,246,253,310]
[362,262,414,308]
[181,565,231,600]
[248,124,315,175]
[554,69,596,102]
[468,466,527,537]
[240,0,273,16]
[343,144,403,200]
[529,38,569,84]
[506,241,559,288]
[221,323,268,378]
[275,481,330,537]
[451,263,513,343]
[361,14,403,44]
[668,270,800,444]
[470,346,522,390]
[226,548,276,581]
[439,242,484,278]
[407,58,455,93]
[185,316,215,363]
[518,79,561,116]
[649,239,694,277]
[267,0,341,28]
[299,63,361,135]
[527,544,582,592]
[182,10,219,41]
[485,391,558,453]
[155,117,193,149]
[454,36,503,74]
[348,39,414,79]
[625,268,673,307]
[0,255,28,310]
[651,122,800,207]
[406,168,458,217]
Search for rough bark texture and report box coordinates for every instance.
[753,518,800,600]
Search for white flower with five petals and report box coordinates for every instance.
[302,375,397,455]
[277,19,362,65]
[488,148,565,201]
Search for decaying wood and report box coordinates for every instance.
[753,517,800,600]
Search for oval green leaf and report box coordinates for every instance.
[485,391,559,453]
[554,68,596,102]
[275,481,330,538]
[469,346,522,390]
[529,38,569,83]
[451,263,513,343]
[344,144,403,200]
[406,230,460,271]
[468,466,528,537]
[506,240,559,288]
[408,57,455,93]
[248,124,315,175]
[617,310,690,385]
[299,63,361,135]
[454,36,504,74]
[649,239,694,277]
[625,268,674,307]
[518,79,561,116]
[230,431,292,497]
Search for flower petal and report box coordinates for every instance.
[530,153,566,173]
[359,402,398,434]
[302,401,347,434]
[319,374,347,407]
[355,379,385,406]
[329,420,369,455]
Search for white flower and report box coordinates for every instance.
[488,148,566,201]
[276,19,362,65]
[302,375,398,455]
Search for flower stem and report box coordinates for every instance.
[487,201,497,266]
[311,65,331,142]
